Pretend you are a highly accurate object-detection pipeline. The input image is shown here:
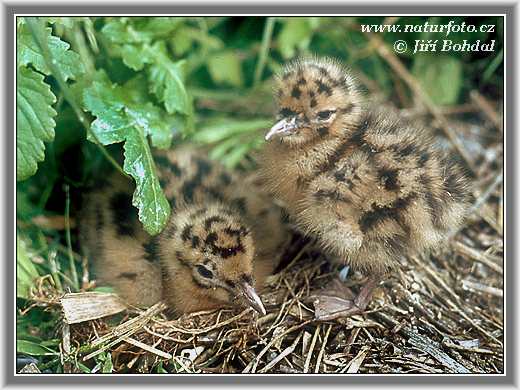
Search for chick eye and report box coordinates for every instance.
[279,108,297,118]
[317,110,334,120]
[196,265,213,279]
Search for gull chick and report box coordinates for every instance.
[260,57,470,319]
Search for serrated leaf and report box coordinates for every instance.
[120,44,150,71]
[83,77,171,235]
[102,18,182,45]
[17,236,40,299]
[412,55,462,106]
[123,130,171,235]
[207,51,244,87]
[16,66,57,181]
[17,19,84,81]
[145,42,190,115]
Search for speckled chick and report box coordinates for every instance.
[80,147,287,315]
[260,57,470,319]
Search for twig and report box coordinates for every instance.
[259,330,304,373]
[469,172,503,216]
[461,280,503,297]
[122,336,172,359]
[373,312,471,374]
[153,307,253,335]
[342,345,370,373]
[303,324,320,373]
[470,90,503,132]
[243,320,312,373]
[452,241,503,275]
[314,324,332,373]
[64,185,79,291]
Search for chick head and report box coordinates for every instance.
[159,205,266,315]
[266,57,363,147]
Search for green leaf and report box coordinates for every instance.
[76,361,92,373]
[46,17,76,29]
[145,42,190,115]
[122,130,171,235]
[17,339,58,356]
[192,118,272,144]
[102,18,182,45]
[100,20,193,118]
[120,44,150,71]
[17,19,84,81]
[17,236,40,299]
[412,55,462,106]
[156,362,168,373]
[207,51,244,87]
[83,77,171,235]
[278,18,313,59]
[16,66,57,181]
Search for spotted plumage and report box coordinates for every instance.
[260,57,470,319]
[80,147,287,315]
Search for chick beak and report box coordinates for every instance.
[265,117,298,141]
[238,282,266,315]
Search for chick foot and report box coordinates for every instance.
[310,276,380,321]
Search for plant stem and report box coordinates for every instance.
[64,184,79,291]
[24,17,127,177]
[254,17,275,88]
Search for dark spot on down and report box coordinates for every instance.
[230,197,247,214]
[314,189,349,203]
[291,87,301,98]
[219,173,232,186]
[119,272,137,280]
[348,116,371,147]
[143,237,160,263]
[205,186,225,202]
[181,158,213,202]
[316,80,332,96]
[166,222,177,238]
[379,169,399,191]
[110,192,136,236]
[358,193,417,234]
[419,174,445,230]
[317,127,329,137]
[205,230,245,259]
[204,215,226,230]
[181,224,193,242]
[191,235,200,248]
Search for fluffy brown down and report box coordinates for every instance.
[80,147,287,314]
[260,57,470,277]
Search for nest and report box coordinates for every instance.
[26,209,504,374]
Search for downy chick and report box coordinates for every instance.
[80,148,287,315]
[260,57,470,320]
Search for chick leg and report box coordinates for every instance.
[312,276,380,321]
